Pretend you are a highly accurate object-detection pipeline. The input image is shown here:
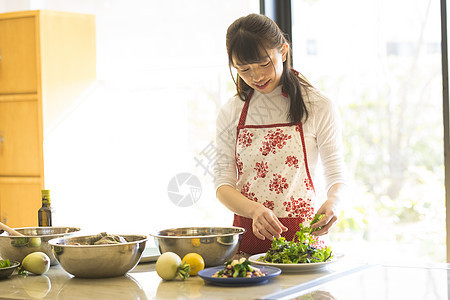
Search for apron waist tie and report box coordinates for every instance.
[233,214,305,255]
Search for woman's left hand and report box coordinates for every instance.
[310,199,339,236]
[310,183,346,236]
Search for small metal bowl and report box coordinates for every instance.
[48,234,147,278]
[0,260,20,279]
[151,227,245,267]
[0,227,81,265]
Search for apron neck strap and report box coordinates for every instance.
[238,90,254,127]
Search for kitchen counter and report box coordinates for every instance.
[0,257,448,299]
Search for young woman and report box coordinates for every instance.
[214,14,347,255]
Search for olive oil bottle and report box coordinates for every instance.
[38,190,53,226]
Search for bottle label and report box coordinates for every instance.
[41,190,51,206]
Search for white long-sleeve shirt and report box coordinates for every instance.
[214,85,346,193]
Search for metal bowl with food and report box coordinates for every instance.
[48,233,147,278]
[0,227,81,265]
[151,227,245,267]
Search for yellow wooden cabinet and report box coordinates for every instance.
[0,10,96,227]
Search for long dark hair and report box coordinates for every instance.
[226,13,311,123]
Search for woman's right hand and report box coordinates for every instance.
[251,205,288,240]
[216,186,287,240]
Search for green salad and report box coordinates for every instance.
[257,214,333,264]
[0,259,11,268]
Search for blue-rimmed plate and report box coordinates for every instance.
[198,265,281,286]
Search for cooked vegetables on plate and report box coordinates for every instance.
[213,258,265,278]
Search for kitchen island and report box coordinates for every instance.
[0,257,448,299]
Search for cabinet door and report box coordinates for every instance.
[0,16,38,94]
[0,100,41,176]
[0,178,41,228]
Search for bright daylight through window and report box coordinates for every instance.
[19,0,260,240]
[292,0,445,263]
[0,0,445,263]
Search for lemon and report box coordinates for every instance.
[182,253,205,276]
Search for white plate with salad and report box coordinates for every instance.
[248,214,343,273]
[248,253,343,273]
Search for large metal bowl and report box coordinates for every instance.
[0,227,81,265]
[48,234,147,278]
[151,227,245,267]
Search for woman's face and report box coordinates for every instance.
[233,44,288,94]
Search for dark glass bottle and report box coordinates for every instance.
[38,190,52,227]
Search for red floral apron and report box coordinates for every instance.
[233,91,316,255]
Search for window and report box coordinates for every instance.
[292,0,445,263]
[306,39,318,55]
[0,0,259,239]
[386,42,415,56]
[3,0,445,263]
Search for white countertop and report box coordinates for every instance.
[0,257,447,299]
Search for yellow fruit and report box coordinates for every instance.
[182,253,205,276]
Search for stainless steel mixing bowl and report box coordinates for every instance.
[0,227,81,265]
[48,234,147,278]
[150,227,245,267]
